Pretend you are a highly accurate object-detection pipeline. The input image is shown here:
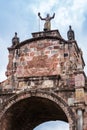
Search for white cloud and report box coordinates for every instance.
[30,0,58,15]
[53,0,87,29]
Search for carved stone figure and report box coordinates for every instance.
[67,25,75,40]
[38,12,55,31]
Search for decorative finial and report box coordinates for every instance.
[67,25,75,41]
[38,12,55,31]
[12,32,19,46]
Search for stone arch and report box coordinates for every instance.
[0,90,76,130]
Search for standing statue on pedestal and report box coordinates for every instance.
[38,12,55,31]
[67,25,75,40]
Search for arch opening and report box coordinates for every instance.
[1,96,68,130]
[1,90,76,130]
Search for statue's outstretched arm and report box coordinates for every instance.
[38,12,45,20]
[51,13,55,19]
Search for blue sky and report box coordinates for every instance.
[0,0,87,129]
[34,121,69,130]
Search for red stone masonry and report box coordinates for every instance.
[0,29,87,130]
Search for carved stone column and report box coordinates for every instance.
[77,109,83,130]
